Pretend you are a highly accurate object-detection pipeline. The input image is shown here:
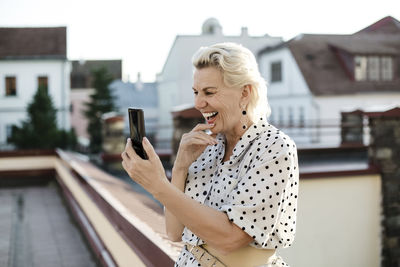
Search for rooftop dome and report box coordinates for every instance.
[202,18,222,35]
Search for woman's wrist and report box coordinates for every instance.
[152,178,174,201]
[172,164,188,174]
[172,155,190,173]
[171,165,188,190]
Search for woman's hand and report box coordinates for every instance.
[165,124,216,242]
[174,123,218,171]
[121,137,168,196]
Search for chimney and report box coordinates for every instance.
[340,109,364,145]
[241,27,248,37]
[136,72,143,91]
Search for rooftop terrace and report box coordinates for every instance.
[0,185,97,267]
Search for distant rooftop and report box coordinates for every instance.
[70,60,122,89]
[259,16,400,96]
[0,27,67,60]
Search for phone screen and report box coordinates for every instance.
[128,108,147,159]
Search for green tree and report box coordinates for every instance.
[9,85,77,149]
[84,66,115,153]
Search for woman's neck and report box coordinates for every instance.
[223,119,254,161]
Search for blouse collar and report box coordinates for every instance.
[218,117,272,161]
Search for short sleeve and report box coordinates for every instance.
[219,143,298,249]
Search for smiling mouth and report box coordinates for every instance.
[203,112,218,121]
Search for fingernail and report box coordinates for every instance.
[127,138,131,142]
[143,137,148,143]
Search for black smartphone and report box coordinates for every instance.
[128,108,148,159]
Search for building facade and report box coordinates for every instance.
[0,27,71,148]
[258,16,400,147]
[69,59,122,148]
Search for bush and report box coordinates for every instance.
[9,85,76,150]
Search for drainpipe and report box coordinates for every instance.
[61,60,66,129]
[311,97,320,143]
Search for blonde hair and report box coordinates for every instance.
[192,42,271,122]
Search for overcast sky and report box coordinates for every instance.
[0,0,399,82]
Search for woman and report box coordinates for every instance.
[122,42,299,267]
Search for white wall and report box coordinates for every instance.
[157,80,180,149]
[313,94,400,146]
[315,93,400,119]
[0,60,70,145]
[259,47,317,145]
[279,174,382,267]
[260,47,309,96]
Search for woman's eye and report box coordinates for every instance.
[205,92,214,96]
[193,91,198,95]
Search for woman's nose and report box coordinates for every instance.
[194,95,206,110]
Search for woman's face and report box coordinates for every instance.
[192,67,244,135]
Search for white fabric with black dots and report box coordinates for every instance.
[175,118,299,267]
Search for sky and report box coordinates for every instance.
[0,0,399,82]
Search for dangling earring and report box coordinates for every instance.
[241,105,248,130]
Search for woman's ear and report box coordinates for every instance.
[241,84,252,105]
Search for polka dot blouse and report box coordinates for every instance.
[175,118,299,266]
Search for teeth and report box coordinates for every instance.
[203,112,218,118]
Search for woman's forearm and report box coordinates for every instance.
[158,177,252,253]
[165,167,187,241]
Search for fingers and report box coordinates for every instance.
[121,158,128,171]
[195,131,218,145]
[196,132,218,145]
[191,123,215,133]
[121,152,130,174]
[124,138,140,159]
[121,150,130,162]
[192,136,217,146]
[142,137,158,160]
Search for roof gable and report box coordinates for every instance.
[258,16,400,96]
[355,16,400,34]
[287,33,400,95]
[0,27,66,60]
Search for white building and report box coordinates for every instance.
[156,18,283,149]
[109,75,159,143]
[0,27,71,148]
[258,16,400,147]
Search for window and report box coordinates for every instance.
[5,77,16,96]
[354,55,393,81]
[368,56,380,81]
[38,76,48,91]
[381,57,393,81]
[270,61,282,82]
[355,56,367,81]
